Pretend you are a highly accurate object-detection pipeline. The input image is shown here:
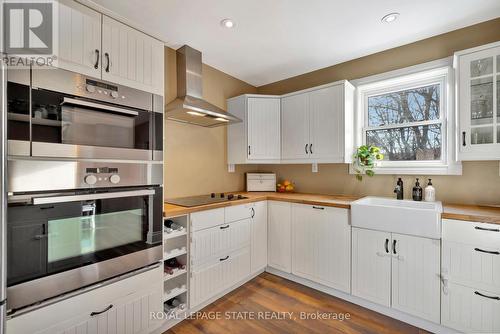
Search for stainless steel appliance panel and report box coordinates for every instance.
[31,142,152,160]
[1,57,7,334]
[7,245,162,313]
[7,159,163,193]
[32,68,153,111]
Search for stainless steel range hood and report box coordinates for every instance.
[166,45,242,127]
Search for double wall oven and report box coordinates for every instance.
[6,67,164,314]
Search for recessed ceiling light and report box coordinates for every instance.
[381,12,400,23]
[220,19,234,28]
[187,111,206,117]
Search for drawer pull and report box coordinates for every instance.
[474,248,500,255]
[219,256,229,262]
[474,226,500,232]
[220,225,230,230]
[312,206,324,210]
[90,304,113,316]
[384,238,389,253]
[474,291,500,301]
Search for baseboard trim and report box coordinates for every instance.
[265,267,458,334]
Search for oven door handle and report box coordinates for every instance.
[32,189,155,205]
[61,97,139,116]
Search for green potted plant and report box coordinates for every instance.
[353,145,384,181]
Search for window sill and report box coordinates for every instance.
[348,162,462,176]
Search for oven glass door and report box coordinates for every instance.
[31,88,151,157]
[7,189,161,286]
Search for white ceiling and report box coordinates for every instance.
[88,0,500,87]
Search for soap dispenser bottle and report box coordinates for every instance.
[424,179,436,202]
[412,178,423,201]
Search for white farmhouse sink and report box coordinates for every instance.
[351,197,442,239]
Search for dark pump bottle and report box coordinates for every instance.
[412,178,423,201]
[394,178,404,200]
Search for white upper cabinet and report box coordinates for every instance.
[281,93,309,160]
[456,41,500,160]
[227,95,281,164]
[102,16,164,95]
[281,81,354,163]
[56,0,102,77]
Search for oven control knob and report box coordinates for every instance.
[110,91,119,99]
[86,84,96,93]
[109,174,121,184]
[84,174,97,185]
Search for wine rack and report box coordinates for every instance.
[163,214,189,317]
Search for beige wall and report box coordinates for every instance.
[164,47,257,198]
[165,19,500,205]
[255,18,500,206]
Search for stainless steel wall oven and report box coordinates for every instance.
[5,67,164,315]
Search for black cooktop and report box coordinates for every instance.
[165,193,248,207]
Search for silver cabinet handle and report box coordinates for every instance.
[33,189,155,205]
[90,304,113,317]
[61,97,139,116]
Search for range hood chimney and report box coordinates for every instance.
[166,45,242,127]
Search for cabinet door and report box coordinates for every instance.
[7,217,47,285]
[292,204,351,293]
[247,97,281,160]
[190,260,224,308]
[458,45,500,160]
[267,201,291,273]
[281,93,310,160]
[56,0,102,77]
[351,227,392,307]
[251,201,268,273]
[309,85,343,162]
[391,234,440,323]
[222,248,251,289]
[442,282,500,333]
[102,16,164,95]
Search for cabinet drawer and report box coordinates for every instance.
[7,266,162,334]
[191,219,251,268]
[443,219,500,248]
[442,282,500,333]
[191,208,225,231]
[225,203,254,223]
[190,247,250,308]
[443,240,500,294]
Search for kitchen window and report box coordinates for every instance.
[354,60,462,174]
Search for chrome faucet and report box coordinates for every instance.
[394,177,404,200]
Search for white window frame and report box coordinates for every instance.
[351,58,462,175]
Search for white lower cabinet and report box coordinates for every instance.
[251,201,268,273]
[267,201,292,273]
[190,248,250,308]
[7,266,163,334]
[291,204,350,293]
[352,228,440,323]
[352,228,392,307]
[441,218,500,332]
[442,282,500,333]
[391,233,441,324]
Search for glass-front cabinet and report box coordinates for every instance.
[456,42,500,160]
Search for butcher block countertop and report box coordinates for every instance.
[164,192,358,218]
[164,192,500,225]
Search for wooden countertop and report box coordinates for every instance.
[164,192,358,218]
[442,204,500,225]
[164,192,500,225]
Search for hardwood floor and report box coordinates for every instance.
[166,272,430,334]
